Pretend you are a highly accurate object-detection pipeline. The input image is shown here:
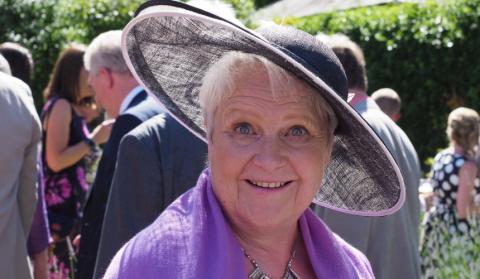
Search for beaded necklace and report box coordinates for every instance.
[242,249,300,279]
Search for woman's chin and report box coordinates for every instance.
[234,204,298,232]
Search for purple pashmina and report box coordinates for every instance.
[104,169,374,278]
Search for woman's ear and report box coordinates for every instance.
[98,67,114,89]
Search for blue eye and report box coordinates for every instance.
[234,123,252,135]
[288,126,308,136]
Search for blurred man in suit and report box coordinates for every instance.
[77,30,162,279]
[1,42,51,279]
[0,60,41,278]
[313,34,421,279]
[93,113,207,278]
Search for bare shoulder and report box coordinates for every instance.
[48,98,72,118]
[45,98,72,127]
[51,98,71,111]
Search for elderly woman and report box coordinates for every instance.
[421,107,480,277]
[104,1,405,278]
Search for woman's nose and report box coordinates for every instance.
[252,136,287,172]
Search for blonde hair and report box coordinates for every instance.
[447,107,480,158]
[199,51,338,142]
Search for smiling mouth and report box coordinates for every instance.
[246,179,293,189]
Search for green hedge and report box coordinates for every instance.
[0,0,145,110]
[0,0,254,110]
[286,0,480,171]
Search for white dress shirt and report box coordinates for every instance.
[118,86,143,115]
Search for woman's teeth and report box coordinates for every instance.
[249,180,287,188]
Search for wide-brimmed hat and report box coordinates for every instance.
[121,0,405,216]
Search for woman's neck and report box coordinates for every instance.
[450,143,465,155]
[232,220,299,278]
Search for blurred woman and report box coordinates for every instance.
[421,107,480,277]
[41,44,113,278]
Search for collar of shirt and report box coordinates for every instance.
[348,90,368,107]
[119,86,144,115]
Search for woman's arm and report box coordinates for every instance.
[45,99,113,172]
[456,161,477,219]
[45,99,91,171]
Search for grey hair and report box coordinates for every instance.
[199,51,338,143]
[84,30,130,75]
[371,88,401,117]
[0,54,11,75]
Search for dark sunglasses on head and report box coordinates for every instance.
[78,96,96,107]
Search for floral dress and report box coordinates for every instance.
[420,150,480,278]
[41,97,90,278]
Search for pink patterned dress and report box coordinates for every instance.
[41,97,90,278]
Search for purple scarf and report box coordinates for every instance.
[104,169,374,278]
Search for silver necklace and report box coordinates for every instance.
[243,249,300,279]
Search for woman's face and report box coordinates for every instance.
[208,69,332,233]
[77,68,100,122]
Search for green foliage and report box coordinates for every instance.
[0,0,144,110]
[0,0,253,110]
[3,0,477,172]
[226,0,255,23]
[286,0,480,171]
[420,215,480,278]
[1,0,58,109]
[254,0,277,9]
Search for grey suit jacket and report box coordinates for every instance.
[93,113,207,278]
[313,98,421,279]
[0,73,41,279]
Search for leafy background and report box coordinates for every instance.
[1,0,480,171]
[287,0,480,171]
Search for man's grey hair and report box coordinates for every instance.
[84,30,130,75]
[199,51,338,143]
[0,54,11,75]
[371,88,401,117]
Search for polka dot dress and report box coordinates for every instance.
[420,150,480,278]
